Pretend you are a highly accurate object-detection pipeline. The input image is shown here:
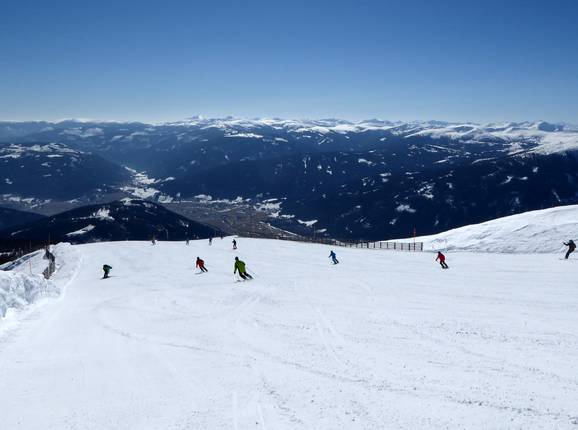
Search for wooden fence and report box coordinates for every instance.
[276,235,423,252]
[346,241,423,251]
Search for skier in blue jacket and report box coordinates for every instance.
[329,250,339,265]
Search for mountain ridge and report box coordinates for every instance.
[1,118,577,241]
[0,199,221,243]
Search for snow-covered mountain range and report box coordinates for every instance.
[2,117,577,154]
[0,141,129,201]
[1,118,578,240]
[0,199,220,244]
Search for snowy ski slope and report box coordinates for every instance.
[410,204,578,254]
[0,238,577,429]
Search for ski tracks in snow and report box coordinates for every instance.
[310,301,348,369]
[3,240,578,429]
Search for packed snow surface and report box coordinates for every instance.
[0,238,577,429]
[411,204,578,253]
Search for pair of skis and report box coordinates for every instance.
[194,270,254,283]
[234,267,256,283]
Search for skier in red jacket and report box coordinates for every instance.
[436,251,449,269]
[196,257,208,273]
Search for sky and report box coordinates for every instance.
[1,0,577,124]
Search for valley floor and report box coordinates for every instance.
[0,239,577,429]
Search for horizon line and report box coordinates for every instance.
[0,116,575,128]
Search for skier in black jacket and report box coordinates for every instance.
[564,240,576,259]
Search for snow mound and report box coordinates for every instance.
[0,243,80,321]
[0,272,57,318]
[413,205,578,253]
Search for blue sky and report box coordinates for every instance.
[1,0,577,123]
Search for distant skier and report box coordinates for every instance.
[436,251,449,269]
[196,257,208,273]
[563,240,576,259]
[232,239,237,250]
[329,250,339,265]
[43,246,52,260]
[102,264,112,279]
[209,237,213,246]
[234,256,252,280]
[151,236,156,246]
[186,239,190,246]
[44,248,55,263]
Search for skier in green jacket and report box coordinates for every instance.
[234,257,253,280]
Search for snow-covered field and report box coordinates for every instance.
[0,238,577,429]
[408,204,578,254]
